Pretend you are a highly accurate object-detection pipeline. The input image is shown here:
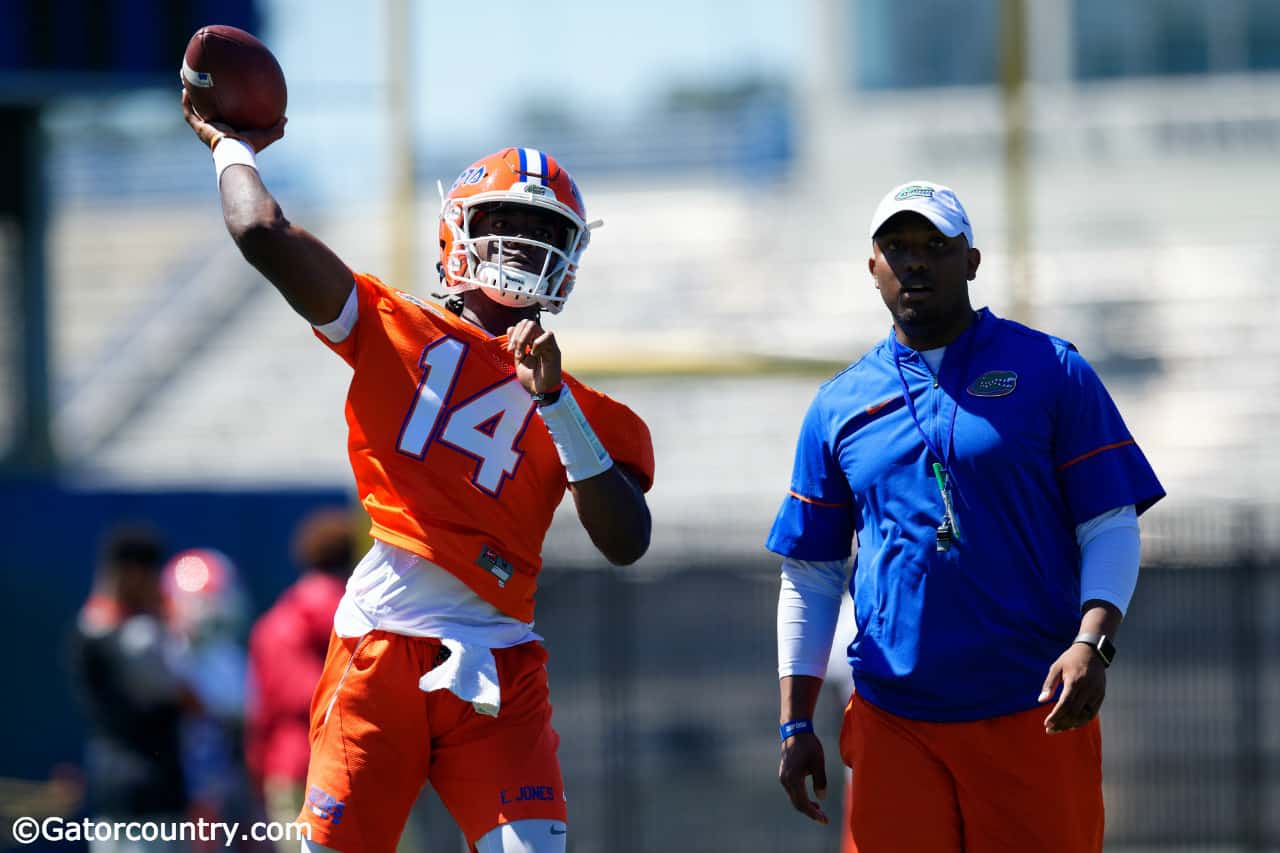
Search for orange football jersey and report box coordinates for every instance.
[315,273,654,622]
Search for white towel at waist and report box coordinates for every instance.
[418,638,502,717]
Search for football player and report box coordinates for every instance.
[183,94,653,853]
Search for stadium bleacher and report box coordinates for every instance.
[42,114,1280,552]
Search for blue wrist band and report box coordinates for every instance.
[779,719,814,741]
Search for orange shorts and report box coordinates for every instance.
[839,692,1103,853]
[297,631,566,852]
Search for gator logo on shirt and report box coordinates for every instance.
[967,370,1018,397]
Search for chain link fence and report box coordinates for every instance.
[401,509,1280,853]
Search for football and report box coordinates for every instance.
[181,25,287,131]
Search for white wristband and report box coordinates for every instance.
[212,137,257,185]
[537,385,613,482]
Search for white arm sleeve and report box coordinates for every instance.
[777,557,851,679]
[313,284,359,343]
[1076,504,1140,614]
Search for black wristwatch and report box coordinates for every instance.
[1073,632,1116,667]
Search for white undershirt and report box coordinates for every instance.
[777,558,853,679]
[334,539,540,647]
[314,284,359,343]
[919,345,946,375]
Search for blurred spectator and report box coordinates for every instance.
[69,524,193,852]
[162,549,254,850]
[244,508,356,847]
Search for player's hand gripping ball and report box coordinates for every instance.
[181,25,287,131]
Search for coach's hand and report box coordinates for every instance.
[1040,643,1106,734]
[779,731,829,824]
[182,90,286,153]
[507,319,562,395]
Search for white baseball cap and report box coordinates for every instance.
[869,180,974,247]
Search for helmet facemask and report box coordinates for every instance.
[440,194,594,315]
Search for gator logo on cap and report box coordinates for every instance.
[967,370,1017,397]
[896,186,935,200]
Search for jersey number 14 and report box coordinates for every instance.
[395,337,535,495]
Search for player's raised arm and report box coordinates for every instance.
[181,91,353,326]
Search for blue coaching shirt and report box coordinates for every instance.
[766,308,1164,722]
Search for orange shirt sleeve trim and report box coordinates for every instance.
[788,489,848,509]
[1057,439,1136,472]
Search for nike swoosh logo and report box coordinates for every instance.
[550,826,567,835]
[866,396,897,416]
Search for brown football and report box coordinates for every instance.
[181,25,287,131]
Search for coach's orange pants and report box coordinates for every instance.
[839,692,1103,853]
[297,631,566,853]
